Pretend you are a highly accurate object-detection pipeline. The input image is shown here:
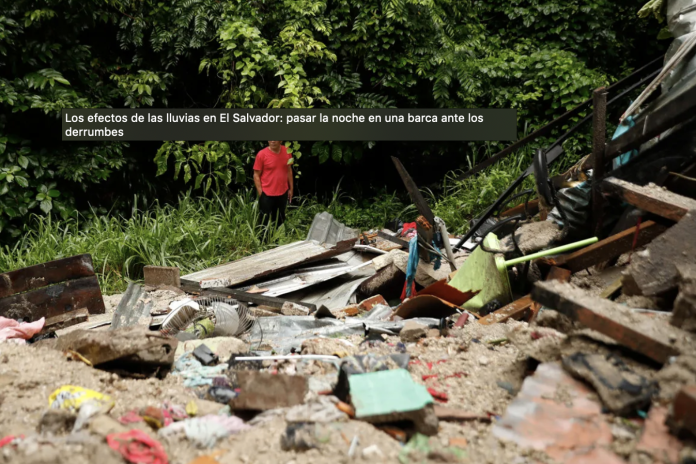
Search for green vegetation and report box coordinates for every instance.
[0,0,665,236]
[0,0,668,289]
[0,188,409,293]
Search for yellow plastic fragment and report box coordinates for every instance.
[48,385,114,413]
[186,400,199,417]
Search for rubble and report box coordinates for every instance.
[4,54,696,462]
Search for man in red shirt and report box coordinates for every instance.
[253,141,293,225]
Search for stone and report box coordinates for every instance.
[192,399,226,416]
[426,329,441,338]
[38,409,76,434]
[143,265,180,288]
[478,356,489,366]
[672,265,696,333]
[362,445,384,458]
[54,326,178,378]
[358,295,388,312]
[400,321,428,343]
[281,302,311,316]
[88,414,128,437]
[229,371,309,411]
[301,338,357,357]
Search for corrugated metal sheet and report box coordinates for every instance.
[284,266,375,310]
[235,260,372,297]
[181,239,355,289]
[307,212,357,246]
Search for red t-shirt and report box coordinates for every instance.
[253,146,292,196]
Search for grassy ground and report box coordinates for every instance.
[1,150,584,294]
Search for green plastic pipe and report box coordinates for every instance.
[503,236,599,267]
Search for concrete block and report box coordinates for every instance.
[143,265,180,288]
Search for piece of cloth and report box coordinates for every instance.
[172,353,229,388]
[106,430,168,464]
[0,317,45,344]
[401,237,420,300]
[253,146,292,196]
[159,415,249,449]
[259,190,288,225]
[401,222,417,236]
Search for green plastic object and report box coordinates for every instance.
[448,233,512,311]
[449,234,599,312]
[348,369,433,418]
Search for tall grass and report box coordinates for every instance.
[0,187,408,294]
[2,147,588,294]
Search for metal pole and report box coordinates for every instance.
[591,87,608,237]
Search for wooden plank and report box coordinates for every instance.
[600,277,623,299]
[434,405,491,423]
[499,199,540,218]
[478,296,534,325]
[392,157,435,225]
[196,285,318,313]
[181,240,356,289]
[591,87,607,237]
[529,266,573,320]
[605,81,696,161]
[0,275,105,322]
[532,280,681,364]
[547,266,572,282]
[39,308,90,335]
[376,231,408,248]
[543,220,667,273]
[602,177,696,222]
[0,254,95,299]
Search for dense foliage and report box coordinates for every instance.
[0,0,665,237]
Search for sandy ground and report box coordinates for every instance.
[0,317,562,464]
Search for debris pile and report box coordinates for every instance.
[3,20,696,463]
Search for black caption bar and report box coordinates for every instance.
[61,109,517,141]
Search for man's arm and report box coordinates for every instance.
[287,164,294,203]
[253,170,263,196]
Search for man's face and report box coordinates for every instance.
[268,141,282,151]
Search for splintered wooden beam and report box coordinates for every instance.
[478,296,534,325]
[532,280,681,364]
[542,220,667,273]
[602,177,696,222]
[39,308,90,335]
[479,267,571,325]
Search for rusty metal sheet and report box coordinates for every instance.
[393,294,462,319]
[416,279,477,306]
[235,261,372,297]
[0,254,95,299]
[0,275,105,321]
[181,239,356,290]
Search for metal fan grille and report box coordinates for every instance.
[193,295,255,337]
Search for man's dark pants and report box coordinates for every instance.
[259,190,288,225]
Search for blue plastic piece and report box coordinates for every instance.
[612,115,638,170]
